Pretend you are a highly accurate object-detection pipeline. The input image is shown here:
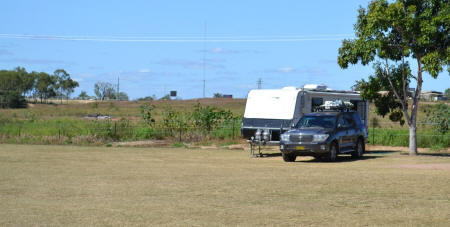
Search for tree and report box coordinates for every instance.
[137,95,156,101]
[35,72,57,103]
[159,94,171,100]
[213,93,223,98]
[0,69,27,108]
[338,0,449,155]
[54,69,79,103]
[14,67,35,98]
[94,82,116,100]
[117,92,129,101]
[444,88,450,99]
[78,91,89,100]
[351,79,365,91]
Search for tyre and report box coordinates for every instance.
[352,139,365,158]
[282,153,296,162]
[325,142,338,162]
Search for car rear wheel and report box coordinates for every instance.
[352,139,364,158]
[282,153,296,162]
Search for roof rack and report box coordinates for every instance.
[313,100,356,112]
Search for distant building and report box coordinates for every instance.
[222,94,233,98]
[420,91,443,101]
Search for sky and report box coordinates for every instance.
[0,0,448,99]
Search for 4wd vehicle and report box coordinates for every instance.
[279,112,368,162]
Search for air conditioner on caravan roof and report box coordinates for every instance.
[302,84,328,91]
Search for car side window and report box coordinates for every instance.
[352,113,362,126]
[337,116,346,128]
[344,114,355,127]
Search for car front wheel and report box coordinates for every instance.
[282,153,296,162]
[352,139,364,158]
[325,143,338,162]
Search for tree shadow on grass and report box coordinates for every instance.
[365,150,399,154]
[400,152,450,157]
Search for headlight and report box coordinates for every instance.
[280,133,290,141]
[313,134,329,142]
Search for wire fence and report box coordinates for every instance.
[0,119,242,145]
[1,119,449,148]
[367,121,450,148]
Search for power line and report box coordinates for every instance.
[0,33,354,43]
[0,33,353,39]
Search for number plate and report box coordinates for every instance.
[296,146,305,150]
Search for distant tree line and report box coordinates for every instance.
[0,67,78,108]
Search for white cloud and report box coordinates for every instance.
[139,69,150,73]
[277,67,296,73]
[199,47,261,54]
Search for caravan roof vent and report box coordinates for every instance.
[303,84,328,91]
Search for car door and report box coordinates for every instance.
[336,115,351,150]
[344,113,358,147]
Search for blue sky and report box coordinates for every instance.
[0,0,448,99]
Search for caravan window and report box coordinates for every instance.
[311,97,323,112]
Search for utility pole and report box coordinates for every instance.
[202,80,206,98]
[116,75,120,101]
[257,78,262,89]
[202,21,207,98]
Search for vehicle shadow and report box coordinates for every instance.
[296,155,380,163]
[253,152,282,158]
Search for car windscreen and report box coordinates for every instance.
[295,115,337,129]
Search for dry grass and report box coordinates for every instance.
[0,144,449,226]
[2,98,247,120]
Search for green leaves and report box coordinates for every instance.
[140,103,156,126]
[424,103,450,134]
[339,0,449,75]
[339,0,449,131]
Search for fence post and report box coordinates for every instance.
[18,125,21,137]
[58,123,61,141]
[114,122,117,139]
[232,118,235,139]
[372,120,375,144]
[179,121,182,142]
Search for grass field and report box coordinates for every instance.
[0,144,449,226]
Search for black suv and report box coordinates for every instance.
[279,112,368,162]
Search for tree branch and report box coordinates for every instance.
[384,58,410,124]
[401,56,411,125]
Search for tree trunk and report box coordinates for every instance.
[409,125,418,155]
[407,56,422,156]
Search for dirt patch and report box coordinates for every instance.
[397,164,450,170]
[227,144,248,150]
[113,140,171,147]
